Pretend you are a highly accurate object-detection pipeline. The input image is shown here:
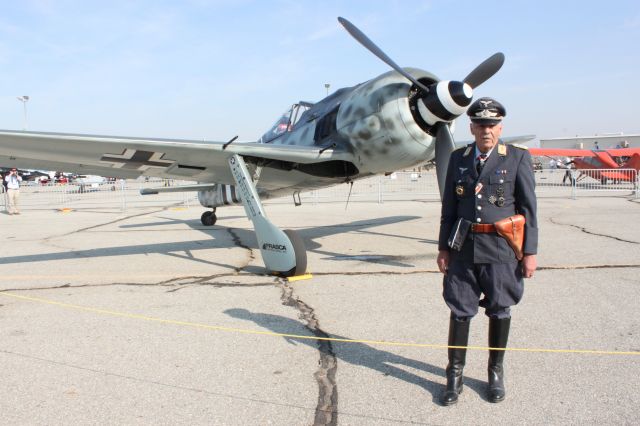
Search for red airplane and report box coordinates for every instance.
[529,147,640,184]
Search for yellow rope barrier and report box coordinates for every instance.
[1,291,638,356]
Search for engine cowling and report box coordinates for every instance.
[197,184,242,208]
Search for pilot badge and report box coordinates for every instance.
[455,185,465,196]
[496,187,504,196]
[496,197,505,207]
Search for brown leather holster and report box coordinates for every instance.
[494,215,526,260]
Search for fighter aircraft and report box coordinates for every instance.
[529,147,640,184]
[0,17,506,277]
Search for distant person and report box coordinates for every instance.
[436,97,538,405]
[562,159,575,185]
[594,141,600,150]
[5,168,22,215]
[1,171,7,211]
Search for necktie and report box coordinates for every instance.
[476,154,487,175]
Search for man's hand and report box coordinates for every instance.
[522,254,537,278]
[437,250,450,274]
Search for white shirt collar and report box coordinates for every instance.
[474,145,495,160]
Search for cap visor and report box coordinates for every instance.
[470,118,502,125]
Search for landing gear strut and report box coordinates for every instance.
[228,154,307,277]
[201,208,217,226]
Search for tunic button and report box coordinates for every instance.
[499,179,504,184]
[476,218,481,223]
[477,206,482,210]
[477,194,482,199]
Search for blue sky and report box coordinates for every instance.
[1,0,638,144]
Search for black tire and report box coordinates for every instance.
[201,211,217,226]
[282,229,307,277]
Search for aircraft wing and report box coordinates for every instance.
[0,130,352,185]
[605,148,640,157]
[529,148,597,157]
[529,147,640,158]
[454,134,535,150]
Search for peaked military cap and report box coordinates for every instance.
[467,97,506,125]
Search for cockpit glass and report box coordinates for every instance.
[259,103,312,143]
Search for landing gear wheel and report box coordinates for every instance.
[201,211,217,226]
[282,229,307,277]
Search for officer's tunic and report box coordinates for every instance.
[438,142,538,318]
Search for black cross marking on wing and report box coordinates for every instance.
[100,149,175,170]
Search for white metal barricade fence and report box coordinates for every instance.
[572,168,638,198]
[8,168,639,212]
[288,171,441,205]
[15,178,198,212]
[534,168,638,199]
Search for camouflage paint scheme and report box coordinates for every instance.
[0,67,457,209]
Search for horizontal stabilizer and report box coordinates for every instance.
[455,134,536,150]
[500,135,536,145]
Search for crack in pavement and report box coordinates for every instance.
[279,279,338,426]
[307,264,640,277]
[225,228,255,273]
[549,217,640,244]
[4,263,639,295]
[0,274,278,294]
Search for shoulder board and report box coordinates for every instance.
[511,143,529,150]
[453,146,467,152]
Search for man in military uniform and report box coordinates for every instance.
[436,97,538,405]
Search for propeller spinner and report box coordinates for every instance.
[337,17,505,199]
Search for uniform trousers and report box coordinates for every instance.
[443,253,524,320]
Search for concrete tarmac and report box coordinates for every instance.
[1,195,639,425]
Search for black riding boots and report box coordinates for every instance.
[487,317,511,403]
[441,316,471,405]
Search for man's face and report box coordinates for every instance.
[470,122,503,153]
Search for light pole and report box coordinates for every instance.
[324,83,330,97]
[17,95,29,130]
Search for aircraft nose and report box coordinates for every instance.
[417,80,473,127]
